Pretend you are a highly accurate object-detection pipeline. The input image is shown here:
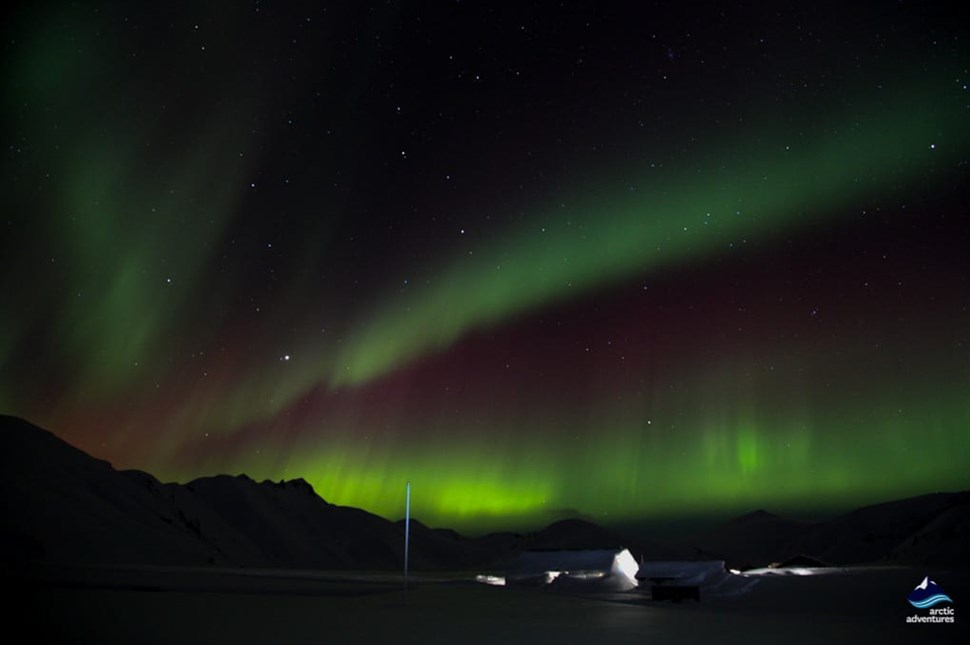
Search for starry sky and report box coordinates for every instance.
[2,1,969,533]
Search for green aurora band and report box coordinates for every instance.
[215,353,970,531]
[330,77,969,387]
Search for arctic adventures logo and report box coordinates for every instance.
[905,576,955,624]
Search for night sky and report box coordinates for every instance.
[3,2,969,533]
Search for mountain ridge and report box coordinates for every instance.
[2,414,967,569]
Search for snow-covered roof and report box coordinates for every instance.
[510,548,630,574]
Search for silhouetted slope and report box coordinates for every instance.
[692,493,970,569]
[784,492,970,566]
[0,415,412,568]
[0,415,219,565]
[693,510,812,569]
[890,500,970,566]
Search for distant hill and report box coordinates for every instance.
[1,415,968,570]
[690,493,970,569]
[783,491,970,568]
[692,510,811,570]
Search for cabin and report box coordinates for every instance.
[505,548,639,590]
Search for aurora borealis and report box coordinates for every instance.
[2,2,969,532]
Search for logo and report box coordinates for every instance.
[908,576,954,609]
[905,576,955,624]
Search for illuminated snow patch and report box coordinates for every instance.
[612,548,639,585]
[474,574,506,586]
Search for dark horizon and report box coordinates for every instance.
[6,411,965,542]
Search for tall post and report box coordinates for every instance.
[404,480,411,600]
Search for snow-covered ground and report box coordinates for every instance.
[7,564,967,643]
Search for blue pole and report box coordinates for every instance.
[404,481,410,599]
